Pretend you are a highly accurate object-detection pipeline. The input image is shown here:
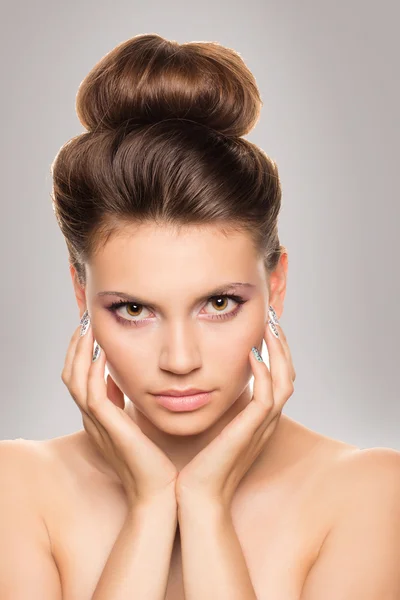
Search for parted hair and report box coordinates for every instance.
[50,33,284,287]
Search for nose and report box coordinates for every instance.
[158,321,202,374]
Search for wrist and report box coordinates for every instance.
[129,490,178,516]
[177,493,227,520]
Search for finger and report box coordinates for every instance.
[213,344,273,451]
[244,342,275,434]
[86,343,148,448]
[59,320,103,444]
[275,324,296,382]
[264,318,295,413]
[69,318,98,416]
[67,319,110,442]
[61,322,86,384]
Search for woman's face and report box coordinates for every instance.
[82,222,271,435]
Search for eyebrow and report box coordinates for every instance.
[97,282,256,308]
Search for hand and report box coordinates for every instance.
[175,307,296,510]
[61,310,179,510]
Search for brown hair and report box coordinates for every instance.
[50,33,284,288]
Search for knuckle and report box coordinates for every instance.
[259,398,273,415]
[68,383,80,402]
[265,400,274,414]
[83,417,101,443]
[87,395,101,414]
[285,381,295,397]
[276,376,294,396]
[68,387,82,406]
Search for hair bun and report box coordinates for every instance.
[76,33,262,138]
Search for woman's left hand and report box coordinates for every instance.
[175,306,296,510]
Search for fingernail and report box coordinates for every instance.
[268,319,279,338]
[252,347,264,363]
[92,340,101,362]
[80,312,90,337]
[269,305,279,325]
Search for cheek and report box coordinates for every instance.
[105,348,147,390]
[213,313,263,349]
[207,324,258,373]
[212,312,265,376]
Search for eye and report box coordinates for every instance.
[205,295,240,316]
[105,294,247,327]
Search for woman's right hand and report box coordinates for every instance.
[61,310,179,511]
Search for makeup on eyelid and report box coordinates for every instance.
[104,292,248,327]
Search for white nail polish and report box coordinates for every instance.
[269,305,279,325]
[80,314,90,337]
[252,346,264,362]
[268,319,279,338]
[92,340,101,362]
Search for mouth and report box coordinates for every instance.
[153,391,213,412]
[153,388,210,396]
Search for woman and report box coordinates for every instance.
[1,33,400,600]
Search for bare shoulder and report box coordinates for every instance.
[0,437,55,505]
[0,436,62,468]
[338,445,400,471]
[279,420,400,535]
[0,439,63,598]
[326,446,400,511]
[326,445,400,488]
[299,448,400,597]
[308,445,400,556]
[0,437,48,472]
[0,435,79,511]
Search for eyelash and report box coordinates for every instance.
[105,294,247,327]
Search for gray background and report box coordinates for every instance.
[1,1,399,449]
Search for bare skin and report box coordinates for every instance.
[28,413,359,600]
[3,223,370,597]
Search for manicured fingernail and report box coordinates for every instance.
[80,309,89,325]
[269,305,279,325]
[252,347,264,362]
[268,319,279,338]
[80,313,90,337]
[92,340,101,362]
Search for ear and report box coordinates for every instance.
[69,263,87,320]
[268,248,288,320]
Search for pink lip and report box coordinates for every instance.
[154,392,213,412]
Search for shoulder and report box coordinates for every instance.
[0,437,53,546]
[0,438,60,510]
[0,440,63,597]
[0,437,45,469]
[0,437,50,488]
[303,445,400,540]
[299,448,400,597]
[314,446,400,557]
[0,436,57,464]
[330,446,400,506]
[315,446,400,518]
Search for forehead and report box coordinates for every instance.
[87,222,264,288]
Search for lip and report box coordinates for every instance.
[153,388,209,397]
[153,391,213,412]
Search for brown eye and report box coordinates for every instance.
[210,297,229,312]
[125,303,143,317]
